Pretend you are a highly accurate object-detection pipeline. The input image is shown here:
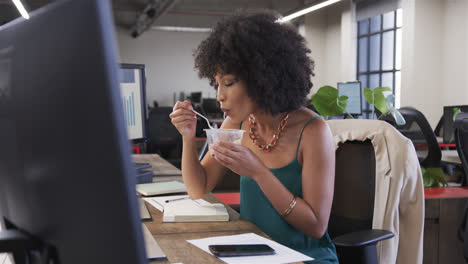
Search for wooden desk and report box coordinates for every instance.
[145,193,270,264]
[140,157,303,263]
[144,174,267,263]
[424,187,468,264]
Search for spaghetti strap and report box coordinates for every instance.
[295,115,323,159]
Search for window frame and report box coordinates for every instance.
[357,9,401,119]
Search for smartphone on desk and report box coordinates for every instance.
[208,244,275,257]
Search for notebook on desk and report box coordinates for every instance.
[144,195,229,223]
[136,181,187,196]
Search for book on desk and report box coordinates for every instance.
[136,181,187,196]
[144,195,229,222]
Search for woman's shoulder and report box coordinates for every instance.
[292,108,329,138]
[291,108,324,127]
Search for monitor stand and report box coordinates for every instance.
[0,229,57,264]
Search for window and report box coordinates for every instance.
[357,8,402,119]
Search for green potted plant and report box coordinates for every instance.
[310,85,404,125]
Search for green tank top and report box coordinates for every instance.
[240,116,338,264]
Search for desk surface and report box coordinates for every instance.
[416,149,461,165]
[145,193,271,264]
[145,174,303,263]
[425,186,468,199]
[133,154,182,176]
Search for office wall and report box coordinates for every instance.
[442,0,468,109]
[303,1,357,95]
[116,28,212,107]
[401,0,468,127]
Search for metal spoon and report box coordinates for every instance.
[192,109,216,129]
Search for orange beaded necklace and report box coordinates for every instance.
[248,113,289,152]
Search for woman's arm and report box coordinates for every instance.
[170,100,239,199]
[258,120,335,238]
[211,119,335,239]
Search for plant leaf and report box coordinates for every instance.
[453,107,461,121]
[338,95,348,111]
[372,87,392,114]
[363,87,392,114]
[363,88,374,104]
[422,167,446,187]
[311,86,348,118]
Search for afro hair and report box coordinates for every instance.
[193,10,315,115]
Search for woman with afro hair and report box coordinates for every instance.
[170,10,338,263]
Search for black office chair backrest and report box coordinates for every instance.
[454,113,468,185]
[434,115,444,138]
[382,107,441,168]
[146,107,182,168]
[329,140,376,239]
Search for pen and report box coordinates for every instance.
[165,197,190,203]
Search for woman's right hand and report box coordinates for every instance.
[169,100,197,138]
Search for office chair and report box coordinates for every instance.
[454,113,468,185]
[381,107,441,168]
[146,107,182,168]
[328,119,424,263]
[434,115,444,138]
[329,140,393,264]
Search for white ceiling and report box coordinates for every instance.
[0,0,317,35]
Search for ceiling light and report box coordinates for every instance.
[151,26,211,33]
[12,0,30,20]
[278,0,343,23]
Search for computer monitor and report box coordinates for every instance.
[0,0,146,263]
[119,63,147,142]
[337,81,362,115]
[189,92,203,104]
[443,105,468,144]
[202,98,223,118]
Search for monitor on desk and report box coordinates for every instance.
[0,0,146,263]
[443,105,468,144]
[189,92,202,104]
[202,98,223,119]
[337,81,362,116]
[119,64,148,142]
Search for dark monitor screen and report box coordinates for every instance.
[119,63,147,141]
[202,98,223,118]
[443,105,468,144]
[190,92,202,104]
[0,0,146,263]
[337,81,362,115]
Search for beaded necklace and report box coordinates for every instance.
[248,113,289,152]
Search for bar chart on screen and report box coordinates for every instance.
[123,92,136,126]
[120,68,144,140]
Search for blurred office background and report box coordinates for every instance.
[1,1,468,263]
[2,0,467,128]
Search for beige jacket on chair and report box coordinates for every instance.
[327,120,424,264]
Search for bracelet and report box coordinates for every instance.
[280,196,297,217]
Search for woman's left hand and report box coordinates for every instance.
[210,141,268,181]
